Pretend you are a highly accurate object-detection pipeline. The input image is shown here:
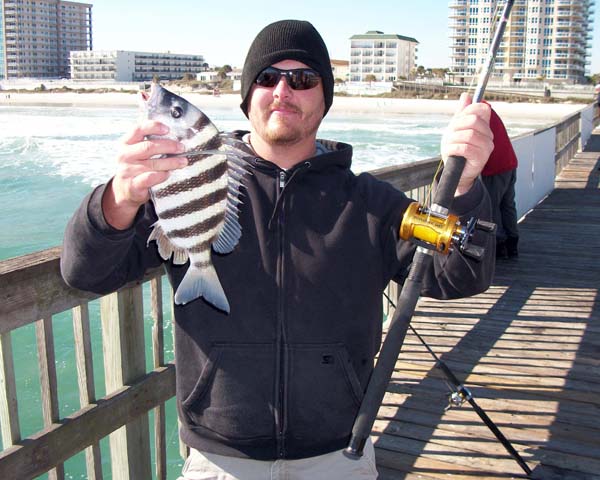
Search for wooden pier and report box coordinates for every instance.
[0,107,598,479]
[375,128,600,479]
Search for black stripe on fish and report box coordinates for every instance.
[186,135,224,166]
[160,188,228,220]
[166,212,223,239]
[191,114,212,133]
[189,244,213,256]
[192,259,213,269]
[154,161,228,199]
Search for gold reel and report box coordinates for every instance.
[400,202,463,255]
[400,202,496,259]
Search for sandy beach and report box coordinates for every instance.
[0,90,589,120]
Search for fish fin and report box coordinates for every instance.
[219,133,254,154]
[173,249,189,265]
[212,208,242,254]
[174,264,230,313]
[212,158,250,254]
[219,134,256,166]
[148,222,189,264]
[148,222,173,260]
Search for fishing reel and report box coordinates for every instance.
[445,384,473,410]
[399,202,496,261]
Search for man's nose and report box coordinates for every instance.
[272,76,292,98]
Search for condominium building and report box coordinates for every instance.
[0,0,92,79]
[349,31,418,82]
[449,0,595,84]
[70,50,206,82]
[331,59,350,82]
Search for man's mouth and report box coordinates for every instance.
[270,102,301,115]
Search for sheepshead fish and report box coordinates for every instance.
[141,83,250,312]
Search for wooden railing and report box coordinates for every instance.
[0,105,593,480]
[555,111,582,174]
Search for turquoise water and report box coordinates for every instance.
[0,103,546,479]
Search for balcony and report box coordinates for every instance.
[450,30,467,38]
[449,9,467,18]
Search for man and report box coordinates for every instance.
[481,107,519,258]
[61,20,495,480]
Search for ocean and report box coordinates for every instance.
[0,102,547,479]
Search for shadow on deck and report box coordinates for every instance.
[374,131,600,479]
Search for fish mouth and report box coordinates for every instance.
[140,83,160,115]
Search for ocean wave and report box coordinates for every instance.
[0,105,547,187]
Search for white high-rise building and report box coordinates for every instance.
[349,31,418,82]
[0,0,92,79]
[449,0,595,84]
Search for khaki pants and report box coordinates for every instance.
[177,439,378,480]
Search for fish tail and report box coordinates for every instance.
[174,263,230,313]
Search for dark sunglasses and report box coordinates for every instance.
[255,66,321,91]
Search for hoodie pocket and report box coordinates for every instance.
[181,343,275,441]
[286,344,364,443]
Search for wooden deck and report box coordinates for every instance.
[373,130,600,479]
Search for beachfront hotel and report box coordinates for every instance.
[449,0,595,84]
[0,0,92,79]
[70,50,206,82]
[349,31,419,83]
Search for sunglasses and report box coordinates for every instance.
[255,66,321,91]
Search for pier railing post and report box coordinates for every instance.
[0,332,20,449]
[100,286,152,480]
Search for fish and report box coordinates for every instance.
[140,83,251,313]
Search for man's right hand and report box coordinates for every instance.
[102,120,188,230]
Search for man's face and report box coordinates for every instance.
[247,59,325,147]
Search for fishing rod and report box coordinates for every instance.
[382,292,532,477]
[345,0,531,477]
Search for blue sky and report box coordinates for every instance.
[90,0,599,73]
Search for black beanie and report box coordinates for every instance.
[240,19,334,118]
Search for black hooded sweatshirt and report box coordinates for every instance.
[60,138,494,460]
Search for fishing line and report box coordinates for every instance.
[423,1,505,211]
[382,291,532,477]
[346,1,532,477]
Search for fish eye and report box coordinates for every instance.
[171,106,183,118]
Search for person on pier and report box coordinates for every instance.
[481,107,519,259]
[61,19,496,480]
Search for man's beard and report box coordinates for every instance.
[251,101,322,146]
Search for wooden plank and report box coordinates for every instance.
[72,304,103,480]
[35,317,64,480]
[0,332,20,448]
[372,156,440,192]
[372,131,600,479]
[0,246,164,335]
[150,278,166,480]
[0,365,175,480]
[170,286,189,462]
[101,287,151,480]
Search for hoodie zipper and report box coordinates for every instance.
[272,163,311,458]
[275,169,287,458]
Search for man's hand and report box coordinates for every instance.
[441,93,494,196]
[102,120,188,230]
